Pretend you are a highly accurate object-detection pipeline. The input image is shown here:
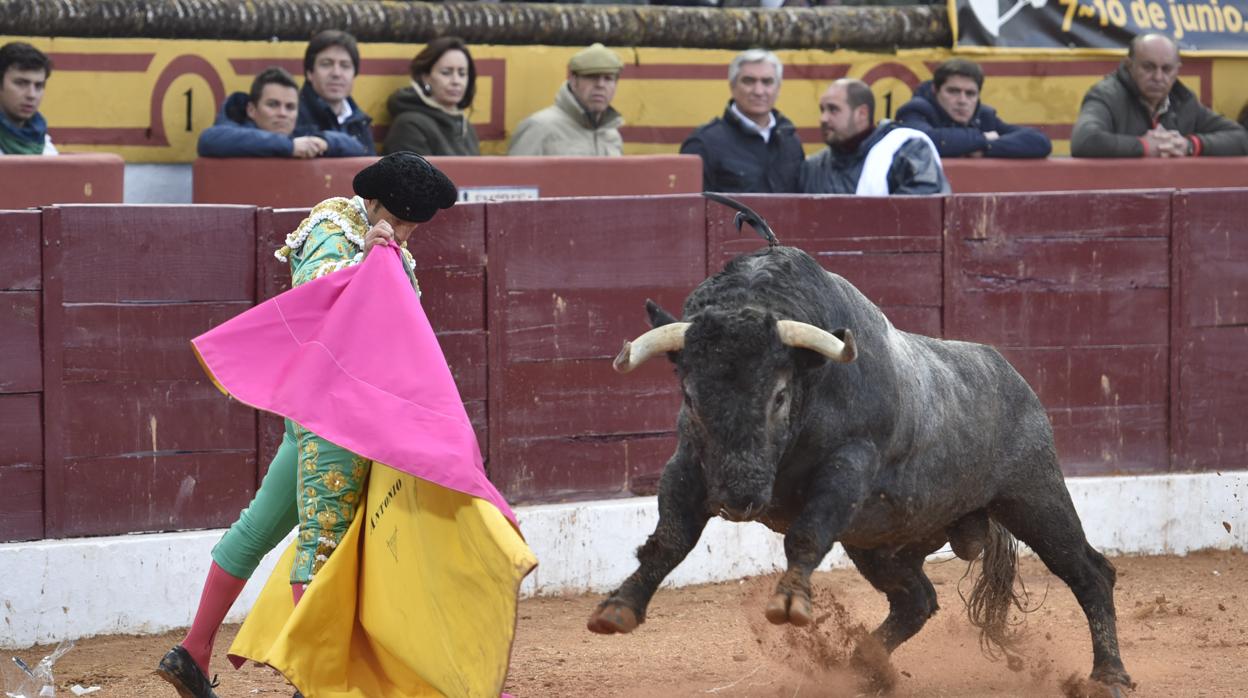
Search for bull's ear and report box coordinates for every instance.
[645,299,680,328]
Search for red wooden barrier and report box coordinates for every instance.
[1171,189,1248,472]
[0,211,44,541]
[944,192,1173,476]
[486,195,706,502]
[705,195,945,337]
[0,154,124,208]
[943,157,1248,194]
[192,155,704,207]
[40,205,259,538]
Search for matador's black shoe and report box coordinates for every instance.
[155,645,220,698]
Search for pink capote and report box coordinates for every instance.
[192,244,516,525]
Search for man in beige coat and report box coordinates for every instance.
[508,43,624,156]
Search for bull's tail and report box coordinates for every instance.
[959,519,1037,665]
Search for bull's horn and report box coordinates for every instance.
[776,320,857,364]
[613,323,691,373]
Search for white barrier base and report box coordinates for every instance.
[2,471,1245,649]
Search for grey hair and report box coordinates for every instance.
[728,49,783,86]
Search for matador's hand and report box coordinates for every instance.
[363,220,395,257]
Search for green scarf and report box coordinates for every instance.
[0,111,47,154]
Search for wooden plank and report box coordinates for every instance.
[55,205,256,302]
[41,206,69,538]
[814,252,943,309]
[1173,326,1248,472]
[1049,405,1169,475]
[490,437,629,503]
[625,434,680,497]
[1175,190,1248,329]
[421,268,485,333]
[883,306,941,338]
[0,394,41,467]
[0,465,44,542]
[0,210,41,290]
[0,292,41,393]
[56,451,257,537]
[62,302,252,382]
[707,195,944,266]
[416,201,486,270]
[956,238,1170,292]
[495,359,681,439]
[258,208,301,301]
[500,288,694,363]
[948,288,1170,348]
[61,380,255,459]
[945,191,1171,242]
[487,196,706,499]
[433,331,487,403]
[999,346,1169,410]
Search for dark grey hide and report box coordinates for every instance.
[587,245,1131,691]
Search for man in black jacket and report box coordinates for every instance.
[296,30,375,156]
[800,79,949,195]
[680,49,805,193]
[896,59,1051,159]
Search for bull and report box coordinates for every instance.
[586,195,1131,693]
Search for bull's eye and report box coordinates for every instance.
[772,389,787,411]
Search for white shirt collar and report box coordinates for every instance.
[335,99,353,125]
[730,102,776,143]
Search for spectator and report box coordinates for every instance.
[296,30,375,156]
[198,67,361,158]
[508,43,624,156]
[680,49,804,193]
[799,78,949,195]
[1071,33,1248,157]
[384,37,480,156]
[896,58,1051,159]
[0,41,56,155]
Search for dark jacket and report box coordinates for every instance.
[197,92,365,158]
[679,102,805,193]
[896,81,1051,159]
[383,86,480,156]
[1071,64,1248,157]
[798,121,950,195]
[295,83,375,156]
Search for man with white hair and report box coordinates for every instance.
[680,49,804,193]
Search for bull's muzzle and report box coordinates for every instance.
[612,320,856,373]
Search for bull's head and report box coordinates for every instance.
[615,300,856,522]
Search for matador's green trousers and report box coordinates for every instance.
[210,419,370,585]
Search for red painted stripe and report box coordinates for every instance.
[619,122,1074,145]
[229,58,302,76]
[48,53,153,72]
[51,127,155,146]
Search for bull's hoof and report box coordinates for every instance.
[587,601,639,634]
[1090,666,1135,692]
[764,591,813,626]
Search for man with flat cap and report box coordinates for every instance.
[508,42,625,156]
[156,151,458,698]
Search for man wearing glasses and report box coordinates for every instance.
[1071,33,1248,157]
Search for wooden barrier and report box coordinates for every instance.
[486,195,705,502]
[0,211,44,541]
[943,157,1248,194]
[0,154,124,209]
[1170,189,1248,472]
[40,205,259,538]
[3,189,1247,541]
[192,155,704,207]
[944,192,1173,475]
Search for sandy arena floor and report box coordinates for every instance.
[5,549,1244,697]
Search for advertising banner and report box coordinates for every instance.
[951,0,1248,54]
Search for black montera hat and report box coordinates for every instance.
[352,151,458,223]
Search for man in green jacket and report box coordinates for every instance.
[507,43,624,157]
[1071,33,1248,158]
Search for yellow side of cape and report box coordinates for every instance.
[229,463,537,698]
